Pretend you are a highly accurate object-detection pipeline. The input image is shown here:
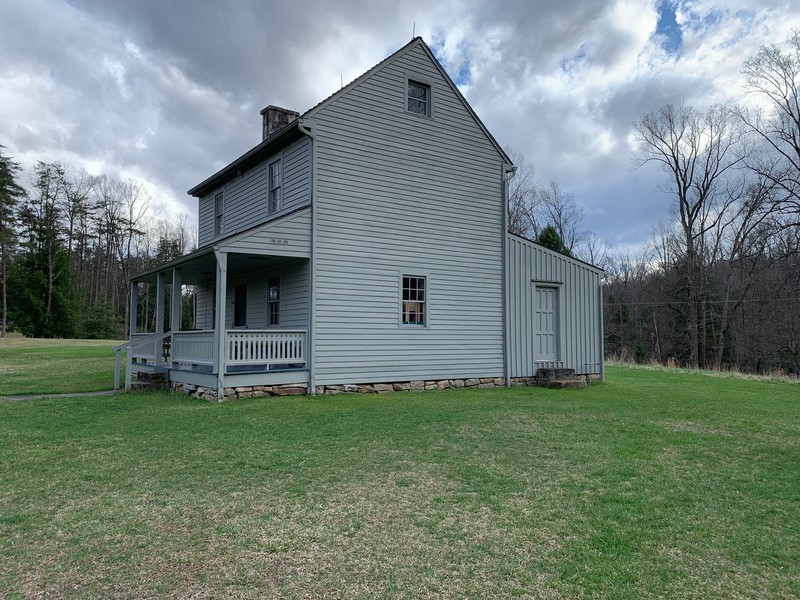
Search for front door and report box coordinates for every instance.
[535,287,559,361]
[234,284,247,327]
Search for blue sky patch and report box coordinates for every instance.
[655,0,682,55]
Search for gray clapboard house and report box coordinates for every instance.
[117,37,604,399]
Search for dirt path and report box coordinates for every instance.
[1,390,118,401]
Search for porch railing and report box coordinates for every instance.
[172,331,214,366]
[227,329,306,368]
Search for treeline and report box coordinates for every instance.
[604,32,800,375]
[0,158,194,339]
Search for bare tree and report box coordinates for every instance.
[737,29,800,220]
[633,103,747,367]
[506,153,539,237]
[535,180,586,252]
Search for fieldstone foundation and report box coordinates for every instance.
[170,382,308,402]
[171,374,599,401]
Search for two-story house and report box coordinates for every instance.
[118,37,604,400]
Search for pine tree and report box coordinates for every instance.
[537,225,572,257]
[0,146,27,336]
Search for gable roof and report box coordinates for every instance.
[302,37,512,166]
[188,37,514,198]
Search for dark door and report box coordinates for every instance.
[234,284,247,327]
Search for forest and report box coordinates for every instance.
[1,33,799,376]
[0,159,195,340]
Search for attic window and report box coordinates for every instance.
[407,81,430,116]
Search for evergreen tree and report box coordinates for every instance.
[537,225,572,257]
[0,146,26,336]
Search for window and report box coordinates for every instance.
[268,277,280,326]
[269,160,282,214]
[214,192,224,236]
[234,284,247,327]
[402,275,426,326]
[407,80,430,116]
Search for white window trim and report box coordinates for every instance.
[268,159,283,215]
[267,276,280,327]
[398,271,430,328]
[214,192,224,236]
[404,73,435,119]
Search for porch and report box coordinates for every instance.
[115,244,311,398]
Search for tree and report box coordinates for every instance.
[536,225,572,256]
[0,146,26,336]
[738,29,800,220]
[633,103,746,368]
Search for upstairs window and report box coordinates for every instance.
[214,192,224,236]
[268,277,280,326]
[407,80,431,116]
[401,275,426,326]
[269,160,282,214]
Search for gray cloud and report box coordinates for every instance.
[1,0,798,248]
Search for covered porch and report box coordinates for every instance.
[115,245,311,399]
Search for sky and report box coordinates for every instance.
[1,0,798,253]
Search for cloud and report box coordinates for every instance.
[1,0,799,248]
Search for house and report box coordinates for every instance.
[116,37,605,400]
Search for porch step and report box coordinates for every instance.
[536,368,586,389]
[132,370,169,391]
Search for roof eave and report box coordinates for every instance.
[187,121,305,198]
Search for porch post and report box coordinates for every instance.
[213,251,228,399]
[126,281,138,391]
[129,281,138,338]
[155,272,166,366]
[171,268,182,334]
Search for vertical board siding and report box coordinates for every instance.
[507,235,603,377]
[311,43,506,385]
[197,136,312,247]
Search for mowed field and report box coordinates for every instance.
[1,340,798,598]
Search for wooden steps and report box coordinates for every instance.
[131,369,169,391]
[536,368,586,389]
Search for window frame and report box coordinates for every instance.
[214,192,224,236]
[399,273,429,328]
[405,74,434,118]
[268,159,282,215]
[267,277,280,326]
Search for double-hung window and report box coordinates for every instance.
[407,80,431,116]
[401,275,426,326]
[214,192,224,236]
[269,160,282,214]
[268,277,280,326]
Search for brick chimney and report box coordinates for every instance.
[260,105,300,140]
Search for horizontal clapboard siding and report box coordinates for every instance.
[310,42,506,385]
[223,207,311,258]
[197,136,311,247]
[507,235,604,377]
[224,259,309,329]
[191,259,309,331]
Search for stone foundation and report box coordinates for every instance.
[171,374,598,401]
[170,382,308,402]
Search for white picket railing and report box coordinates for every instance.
[172,331,214,365]
[227,329,306,367]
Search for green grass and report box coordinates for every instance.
[1,362,798,598]
[0,338,123,396]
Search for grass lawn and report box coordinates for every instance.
[0,338,123,396]
[0,360,798,598]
